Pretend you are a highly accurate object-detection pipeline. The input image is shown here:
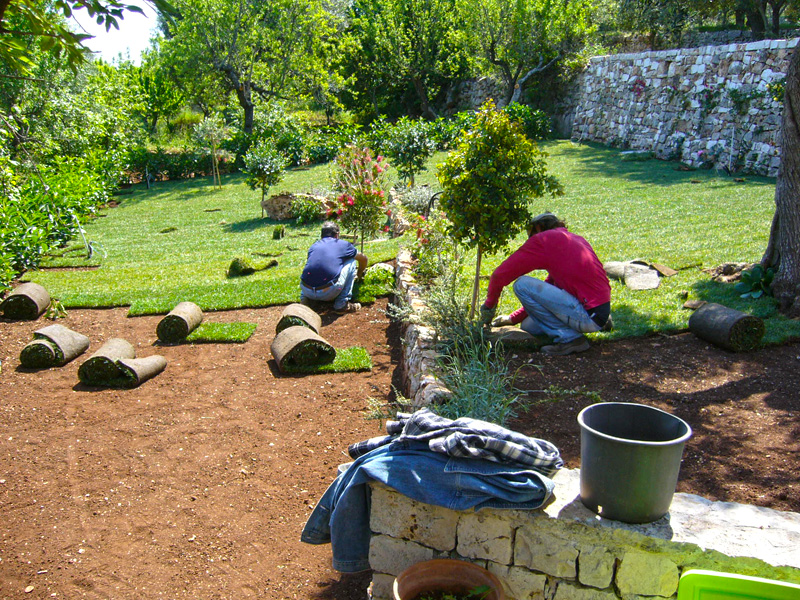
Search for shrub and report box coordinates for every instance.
[244,141,287,207]
[331,145,391,251]
[292,195,326,225]
[502,102,551,140]
[383,117,437,186]
[252,103,308,166]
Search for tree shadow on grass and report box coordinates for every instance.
[222,217,276,233]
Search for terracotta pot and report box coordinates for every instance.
[393,559,506,600]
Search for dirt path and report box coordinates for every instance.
[0,301,396,599]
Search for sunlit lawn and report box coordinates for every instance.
[28,140,799,344]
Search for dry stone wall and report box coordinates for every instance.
[571,38,799,176]
[368,470,800,600]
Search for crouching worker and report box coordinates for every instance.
[301,221,367,314]
[479,212,612,355]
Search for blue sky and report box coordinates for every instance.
[71,2,158,65]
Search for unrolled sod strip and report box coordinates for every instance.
[114,356,168,388]
[275,303,322,334]
[0,282,51,320]
[19,324,90,368]
[688,302,765,352]
[78,338,136,385]
[157,302,204,343]
[270,326,336,372]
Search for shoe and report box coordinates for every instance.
[541,336,591,355]
[334,302,361,314]
[601,315,614,332]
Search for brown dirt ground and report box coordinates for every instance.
[1,300,798,599]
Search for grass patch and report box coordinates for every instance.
[29,168,401,313]
[279,346,372,374]
[185,322,258,343]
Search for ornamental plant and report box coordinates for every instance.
[244,141,288,210]
[331,145,391,252]
[438,100,562,318]
[383,117,437,186]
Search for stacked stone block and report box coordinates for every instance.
[571,38,799,176]
[368,471,800,600]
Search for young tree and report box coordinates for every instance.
[331,145,390,252]
[438,101,561,318]
[384,117,436,187]
[194,115,230,188]
[244,140,287,209]
[761,46,800,316]
[461,0,594,105]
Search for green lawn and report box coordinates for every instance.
[27,140,798,344]
[416,140,796,345]
[30,166,400,315]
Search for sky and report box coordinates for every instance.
[70,2,158,65]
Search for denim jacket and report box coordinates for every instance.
[301,439,555,572]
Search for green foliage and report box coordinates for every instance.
[244,140,287,203]
[353,266,396,303]
[438,101,561,257]
[735,265,775,299]
[251,104,309,167]
[331,145,391,250]
[617,0,688,48]
[195,115,232,187]
[292,196,325,225]
[406,209,459,285]
[503,103,551,140]
[726,86,765,116]
[767,78,786,103]
[227,257,256,277]
[382,117,437,185]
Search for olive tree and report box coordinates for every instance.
[437,100,561,318]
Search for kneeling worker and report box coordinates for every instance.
[301,221,367,313]
[479,212,612,355]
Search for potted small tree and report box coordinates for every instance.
[437,100,561,318]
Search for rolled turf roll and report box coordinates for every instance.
[0,282,51,320]
[19,324,90,368]
[115,356,168,388]
[78,338,136,385]
[157,302,203,343]
[688,302,765,352]
[271,326,336,372]
[276,303,322,334]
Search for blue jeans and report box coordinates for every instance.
[300,259,358,310]
[301,440,554,572]
[513,276,600,344]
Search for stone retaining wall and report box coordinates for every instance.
[571,38,798,176]
[368,471,800,600]
[378,251,800,599]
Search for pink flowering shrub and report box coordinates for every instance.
[331,145,391,251]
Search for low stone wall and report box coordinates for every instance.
[379,251,800,599]
[368,470,800,600]
[571,38,798,176]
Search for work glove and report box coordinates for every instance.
[478,304,497,326]
[491,314,513,327]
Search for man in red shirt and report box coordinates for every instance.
[479,213,612,355]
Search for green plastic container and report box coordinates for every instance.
[678,570,800,600]
[578,402,692,524]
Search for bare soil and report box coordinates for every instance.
[1,301,798,599]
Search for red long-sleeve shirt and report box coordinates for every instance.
[483,227,611,324]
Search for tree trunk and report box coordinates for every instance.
[761,47,800,316]
[412,76,438,121]
[469,247,483,320]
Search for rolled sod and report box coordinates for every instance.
[115,356,168,388]
[688,302,765,352]
[271,326,336,372]
[78,338,136,385]
[157,302,203,343]
[276,303,322,334]
[0,282,50,320]
[19,324,90,368]
[280,346,372,374]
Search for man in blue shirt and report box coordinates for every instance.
[301,221,367,313]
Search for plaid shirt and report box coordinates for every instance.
[348,408,563,477]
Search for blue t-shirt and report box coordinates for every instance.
[302,237,357,287]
